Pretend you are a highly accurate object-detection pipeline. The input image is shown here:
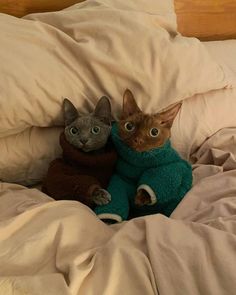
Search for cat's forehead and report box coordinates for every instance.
[73,115,103,126]
[126,113,160,125]
[142,115,161,127]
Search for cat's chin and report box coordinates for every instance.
[128,146,147,153]
[81,145,101,153]
[74,143,93,152]
[128,145,159,153]
[126,143,148,153]
[81,147,93,153]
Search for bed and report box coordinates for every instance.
[0,0,236,294]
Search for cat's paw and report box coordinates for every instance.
[135,189,152,206]
[92,188,111,205]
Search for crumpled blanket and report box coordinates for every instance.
[0,128,236,294]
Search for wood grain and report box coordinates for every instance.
[0,0,82,17]
[175,0,236,40]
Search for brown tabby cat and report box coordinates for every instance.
[119,90,180,151]
[119,89,182,205]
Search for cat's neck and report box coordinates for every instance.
[111,124,178,168]
[60,133,116,167]
[85,147,106,155]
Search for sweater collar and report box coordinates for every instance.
[60,133,116,167]
[111,123,172,167]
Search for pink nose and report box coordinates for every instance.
[134,138,143,145]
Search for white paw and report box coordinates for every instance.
[93,189,111,205]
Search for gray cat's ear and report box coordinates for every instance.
[63,98,79,125]
[158,102,182,128]
[94,96,112,125]
[122,89,141,118]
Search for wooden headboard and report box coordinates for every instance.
[175,0,236,41]
[0,0,82,17]
[1,0,236,41]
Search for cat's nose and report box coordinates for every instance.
[80,138,88,144]
[134,138,143,145]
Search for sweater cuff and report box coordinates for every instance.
[137,184,157,205]
[97,213,122,223]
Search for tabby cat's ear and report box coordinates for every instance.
[158,102,182,128]
[94,96,112,125]
[63,98,79,126]
[122,89,141,118]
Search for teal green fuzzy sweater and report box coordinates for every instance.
[94,123,192,222]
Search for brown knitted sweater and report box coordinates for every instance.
[42,133,117,208]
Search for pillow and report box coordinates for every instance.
[0,0,232,184]
[0,127,62,185]
[171,87,236,161]
[0,0,229,137]
[171,40,236,160]
[2,87,236,186]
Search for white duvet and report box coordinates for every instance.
[1,127,236,295]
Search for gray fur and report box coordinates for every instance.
[63,96,112,152]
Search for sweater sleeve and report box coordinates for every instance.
[137,162,192,206]
[94,174,133,222]
[42,159,101,207]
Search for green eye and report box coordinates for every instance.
[125,122,135,132]
[91,126,100,134]
[69,126,79,135]
[150,128,159,137]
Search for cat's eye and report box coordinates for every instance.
[69,126,79,135]
[150,128,159,137]
[91,126,100,135]
[125,122,135,132]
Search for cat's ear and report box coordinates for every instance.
[158,102,182,128]
[63,98,79,125]
[122,89,141,119]
[94,96,112,125]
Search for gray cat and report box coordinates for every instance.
[64,97,112,152]
[42,96,117,207]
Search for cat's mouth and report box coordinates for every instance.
[131,146,150,152]
[81,145,92,152]
[126,142,149,153]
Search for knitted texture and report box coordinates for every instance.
[94,123,192,221]
[42,133,117,208]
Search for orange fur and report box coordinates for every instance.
[118,89,182,205]
[118,89,181,152]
